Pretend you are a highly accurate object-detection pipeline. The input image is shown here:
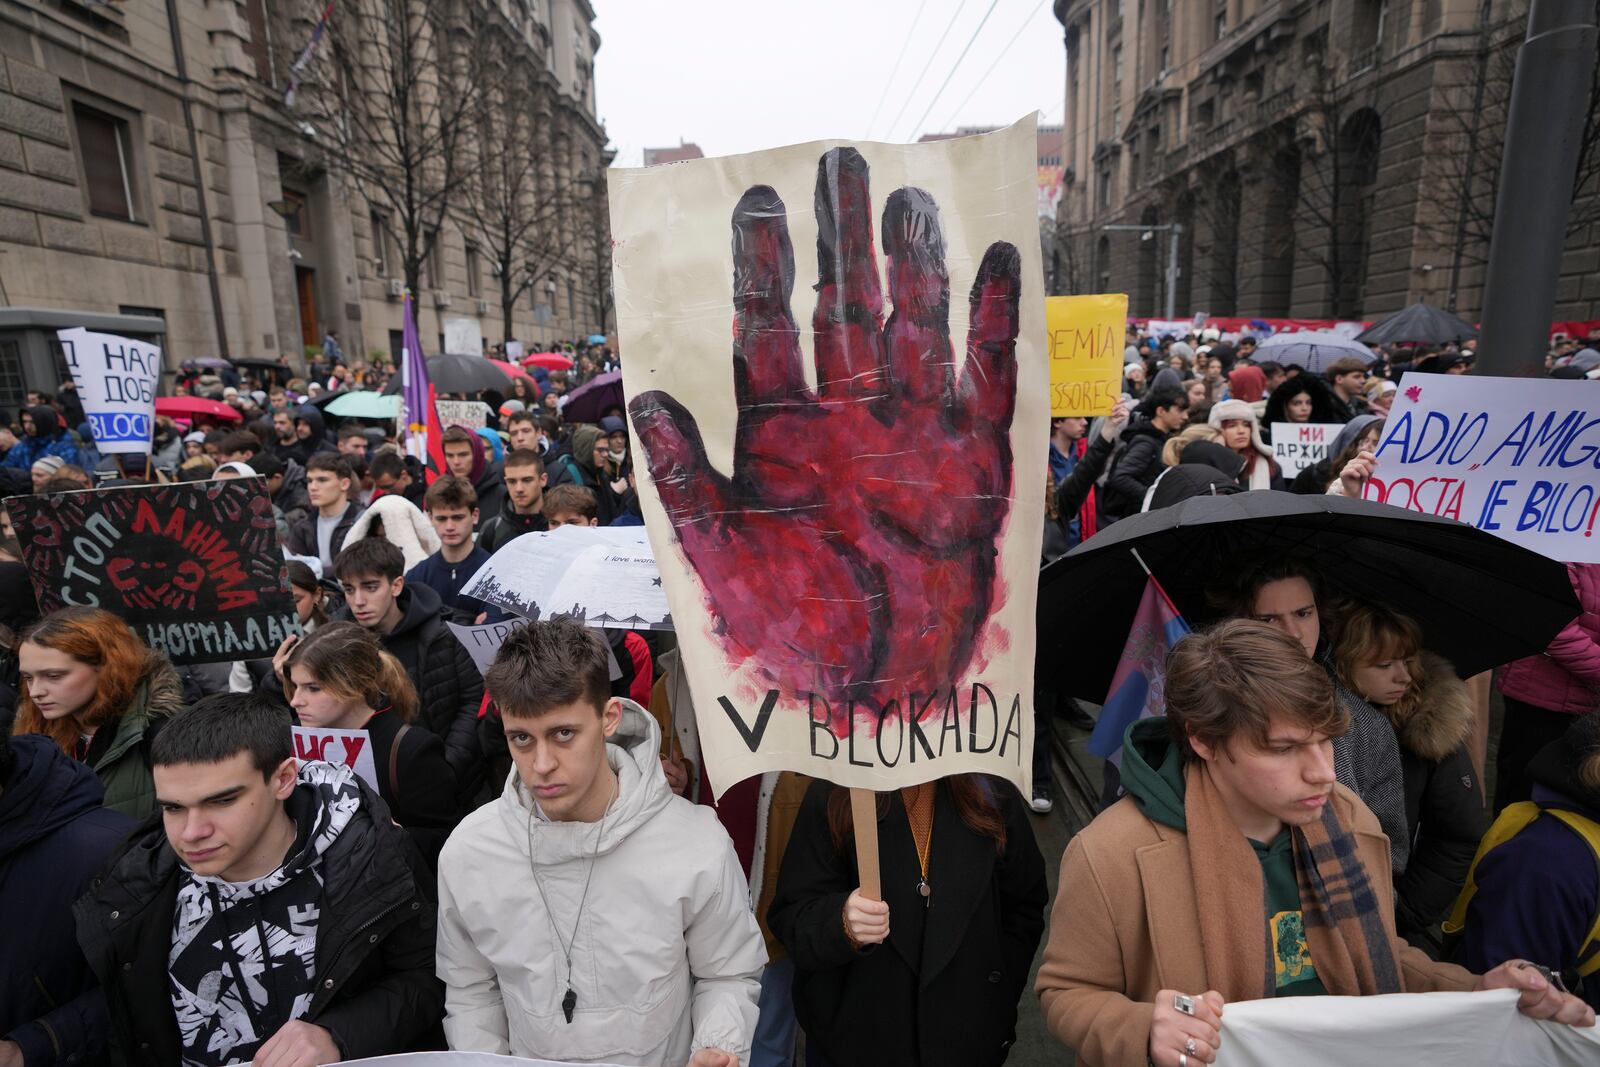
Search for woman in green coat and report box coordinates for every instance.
[12,607,185,818]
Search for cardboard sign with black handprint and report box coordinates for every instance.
[615,119,1048,797]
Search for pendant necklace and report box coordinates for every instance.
[526,777,616,1024]
[906,783,934,905]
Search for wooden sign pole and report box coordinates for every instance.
[848,787,881,900]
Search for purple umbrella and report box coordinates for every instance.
[561,371,624,425]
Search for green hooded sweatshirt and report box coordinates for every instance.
[1118,718,1326,996]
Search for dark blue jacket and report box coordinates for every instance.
[1,735,134,1065]
[406,546,494,620]
[1459,744,1600,1010]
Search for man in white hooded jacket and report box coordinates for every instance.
[436,618,765,1065]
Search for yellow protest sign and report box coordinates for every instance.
[1046,293,1127,417]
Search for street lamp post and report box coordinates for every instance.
[1102,222,1183,320]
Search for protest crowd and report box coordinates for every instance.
[6,208,1600,1067]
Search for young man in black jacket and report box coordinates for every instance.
[74,693,443,1066]
[1101,384,1189,522]
[286,453,364,572]
[334,538,485,802]
[475,449,548,552]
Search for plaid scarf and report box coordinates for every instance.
[1185,760,1402,1001]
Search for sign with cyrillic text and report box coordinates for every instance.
[6,480,299,663]
[57,327,159,455]
[1271,422,1346,478]
[1365,374,1600,562]
[448,617,623,681]
[1047,294,1126,417]
[292,726,379,792]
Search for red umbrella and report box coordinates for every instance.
[155,396,243,422]
[522,351,574,371]
[489,359,540,398]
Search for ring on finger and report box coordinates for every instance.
[1174,994,1196,1016]
[1185,1037,1198,1056]
[1179,1054,1188,1067]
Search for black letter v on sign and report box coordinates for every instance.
[719,691,780,752]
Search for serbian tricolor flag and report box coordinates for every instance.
[400,292,445,484]
[1088,572,1191,763]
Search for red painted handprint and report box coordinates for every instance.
[629,147,1021,722]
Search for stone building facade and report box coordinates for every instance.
[1051,0,1600,322]
[0,0,609,407]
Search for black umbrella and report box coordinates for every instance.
[1357,302,1479,346]
[1038,491,1578,702]
[382,353,511,396]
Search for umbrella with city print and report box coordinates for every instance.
[460,524,672,631]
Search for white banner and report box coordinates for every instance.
[56,328,159,455]
[1215,988,1599,1066]
[346,1053,628,1066]
[291,726,379,792]
[1365,374,1600,562]
[1271,422,1346,478]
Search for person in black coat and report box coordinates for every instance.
[286,452,364,571]
[280,621,460,865]
[1,735,133,1066]
[1099,385,1189,524]
[1334,604,1489,948]
[73,693,443,1065]
[331,538,485,804]
[769,775,1047,1067]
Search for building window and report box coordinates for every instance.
[567,278,576,322]
[370,211,389,276]
[1113,45,1123,87]
[1214,0,1227,40]
[426,231,443,288]
[1160,44,1170,72]
[72,103,139,222]
[466,244,481,298]
[281,189,309,238]
[1099,165,1112,209]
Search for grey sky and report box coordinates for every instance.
[593,0,1066,167]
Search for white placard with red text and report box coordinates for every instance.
[292,726,380,792]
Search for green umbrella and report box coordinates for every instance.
[325,391,401,419]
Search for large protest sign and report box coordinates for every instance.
[613,118,1046,798]
[292,726,379,792]
[1047,294,1126,417]
[1364,374,1600,562]
[1271,422,1346,478]
[462,526,670,630]
[57,328,159,455]
[7,480,299,663]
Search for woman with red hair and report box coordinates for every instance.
[12,607,186,817]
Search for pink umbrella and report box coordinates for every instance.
[154,396,243,422]
[522,351,574,371]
